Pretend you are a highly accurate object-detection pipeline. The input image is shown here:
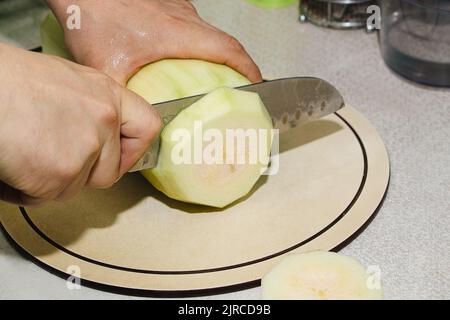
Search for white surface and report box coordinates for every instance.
[1,0,449,300]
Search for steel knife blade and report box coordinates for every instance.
[129,77,345,172]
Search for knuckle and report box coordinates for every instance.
[55,162,81,183]
[95,102,119,127]
[224,35,244,51]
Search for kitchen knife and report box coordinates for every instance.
[129,77,345,172]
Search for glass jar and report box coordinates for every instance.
[379,0,450,87]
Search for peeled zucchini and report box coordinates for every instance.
[262,251,384,300]
[127,59,251,104]
[41,13,273,208]
[142,86,272,207]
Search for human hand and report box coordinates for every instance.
[0,44,162,206]
[47,0,262,84]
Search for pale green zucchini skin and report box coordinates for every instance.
[41,13,73,60]
[41,13,272,208]
[127,59,251,104]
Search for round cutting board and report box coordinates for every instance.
[0,106,389,296]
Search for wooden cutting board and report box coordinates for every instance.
[0,106,389,297]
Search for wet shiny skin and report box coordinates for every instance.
[47,0,262,85]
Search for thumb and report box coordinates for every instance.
[119,88,162,176]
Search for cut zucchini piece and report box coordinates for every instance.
[262,251,384,300]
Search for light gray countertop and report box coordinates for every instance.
[0,0,48,49]
[1,0,449,300]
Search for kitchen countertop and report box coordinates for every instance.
[0,0,48,49]
[1,0,449,300]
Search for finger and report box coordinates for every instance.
[86,131,121,189]
[119,89,162,176]
[85,102,122,188]
[163,28,263,83]
[212,33,263,83]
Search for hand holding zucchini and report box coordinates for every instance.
[0,43,161,206]
[45,0,262,84]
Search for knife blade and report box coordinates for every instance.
[129,77,345,172]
